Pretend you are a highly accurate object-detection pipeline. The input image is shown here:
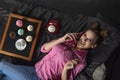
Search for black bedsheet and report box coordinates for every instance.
[0,0,120,80]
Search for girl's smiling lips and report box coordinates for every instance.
[77,40,85,47]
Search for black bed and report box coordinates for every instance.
[0,0,120,80]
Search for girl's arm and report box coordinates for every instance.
[44,33,77,51]
[61,59,79,80]
[43,38,63,51]
[61,68,68,80]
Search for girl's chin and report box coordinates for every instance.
[77,44,83,47]
[76,46,84,49]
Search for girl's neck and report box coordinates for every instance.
[72,47,89,51]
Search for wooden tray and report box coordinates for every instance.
[0,13,42,61]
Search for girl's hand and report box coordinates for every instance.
[59,33,78,43]
[64,59,79,70]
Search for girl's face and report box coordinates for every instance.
[76,30,97,50]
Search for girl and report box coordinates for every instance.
[0,22,108,80]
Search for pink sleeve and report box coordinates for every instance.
[40,44,50,53]
[40,39,58,53]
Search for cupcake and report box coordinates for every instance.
[9,31,16,39]
[15,39,27,50]
[26,35,33,42]
[16,20,23,27]
[27,25,33,31]
[17,29,24,36]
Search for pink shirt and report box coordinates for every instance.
[35,43,88,80]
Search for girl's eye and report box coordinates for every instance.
[86,38,94,43]
[88,39,92,42]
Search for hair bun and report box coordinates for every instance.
[100,30,108,38]
[90,21,100,30]
[90,21,109,39]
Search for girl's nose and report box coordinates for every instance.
[83,38,87,43]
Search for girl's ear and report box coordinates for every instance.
[91,44,97,48]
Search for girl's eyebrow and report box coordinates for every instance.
[86,33,94,43]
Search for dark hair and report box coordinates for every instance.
[89,21,108,45]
